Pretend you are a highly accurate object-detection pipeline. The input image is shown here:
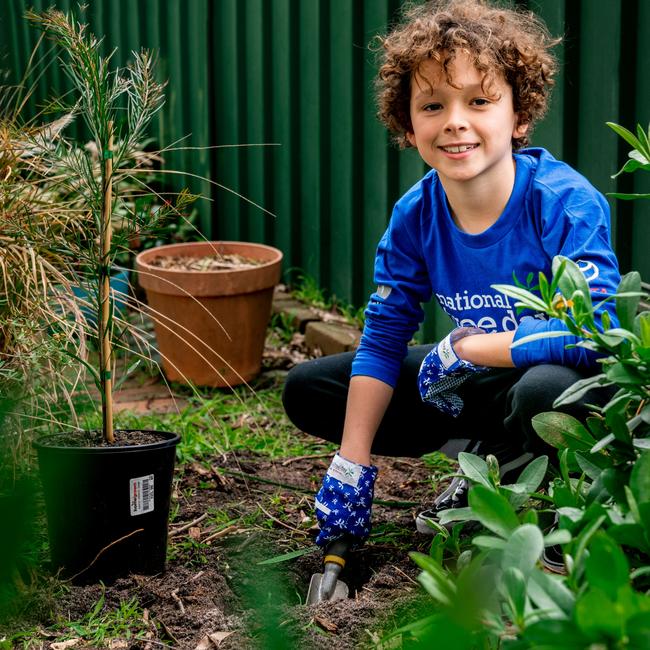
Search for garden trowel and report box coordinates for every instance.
[306,537,350,604]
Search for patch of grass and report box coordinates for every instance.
[269,312,299,344]
[52,589,151,647]
[288,272,365,330]
[74,378,334,465]
[6,587,151,649]
[420,451,457,475]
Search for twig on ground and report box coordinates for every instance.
[235,531,261,553]
[281,452,334,466]
[258,504,308,536]
[169,513,208,537]
[203,524,242,543]
[156,618,178,645]
[170,588,185,615]
[391,564,418,585]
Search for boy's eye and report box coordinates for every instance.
[471,98,491,106]
[423,103,442,111]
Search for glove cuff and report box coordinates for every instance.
[327,453,378,487]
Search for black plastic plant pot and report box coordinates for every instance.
[33,430,180,584]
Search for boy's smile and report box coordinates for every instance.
[407,52,528,206]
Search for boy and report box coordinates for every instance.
[282,0,620,547]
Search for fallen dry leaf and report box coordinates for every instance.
[189,526,202,540]
[108,640,129,649]
[194,630,235,649]
[51,640,81,650]
[314,615,338,632]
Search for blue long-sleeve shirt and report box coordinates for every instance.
[352,147,621,387]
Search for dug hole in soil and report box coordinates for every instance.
[37,314,441,648]
[49,447,438,649]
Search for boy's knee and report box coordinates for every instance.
[510,365,582,415]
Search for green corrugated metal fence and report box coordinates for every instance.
[2,0,649,339]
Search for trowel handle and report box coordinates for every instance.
[324,536,351,568]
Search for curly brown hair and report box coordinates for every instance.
[376,0,560,149]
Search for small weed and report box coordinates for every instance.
[289,272,365,329]
[289,273,330,309]
[57,590,151,646]
[269,312,298,344]
[420,451,457,475]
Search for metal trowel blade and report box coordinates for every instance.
[306,572,349,604]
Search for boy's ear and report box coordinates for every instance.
[406,131,416,147]
[513,119,529,139]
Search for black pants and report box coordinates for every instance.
[282,345,611,458]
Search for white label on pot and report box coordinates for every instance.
[130,474,154,516]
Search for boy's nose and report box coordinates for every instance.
[443,106,469,132]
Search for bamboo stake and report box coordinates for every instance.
[100,121,114,443]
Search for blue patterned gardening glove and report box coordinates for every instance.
[418,327,488,417]
[314,453,378,548]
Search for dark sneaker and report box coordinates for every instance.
[541,542,566,574]
[416,440,534,535]
[416,475,469,534]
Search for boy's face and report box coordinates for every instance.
[406,52,528,187]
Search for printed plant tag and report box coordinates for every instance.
[130,474,154,516]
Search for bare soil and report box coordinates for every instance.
[16,325,445,649]
[36,449,440,650]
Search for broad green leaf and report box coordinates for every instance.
[626,486,642,524]
[610,157,650,178]
[575,452,606,481]
[575,589,624,640]
[543,529,572,547]
[457,453,492,488]
[472,535,506,551]
[553,374,611,407]
[467,485,519,539]
[607,121,643,151]
[513,455,548,496]
[605,362,643,387]
[417,573,453,607]
[574,514,607,569]
[501,567,527,622]
[491,283,549,312]
[553,257,591,308]
[609,522,650,555]
[594,327,641,347]
[616,272,642,330]
[438,506,476,526]
[630,451,650,504]
[630,148,650,165]
[585,534,629,599]
[605,409,632,443]
[532,412,596,451]
[410,552,456,605]
[591,433,615,454]
[601,468,630,506]
[519,619,588,649]
[635,312,650,345]
[501,524,544,577]
[633,438,650,450]
[627,612,650,650]
[528,569,575,616]
[556,506,585,523]
[500,483,531,510]
[636,123,650,157]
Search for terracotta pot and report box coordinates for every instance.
[135,241,283,387]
